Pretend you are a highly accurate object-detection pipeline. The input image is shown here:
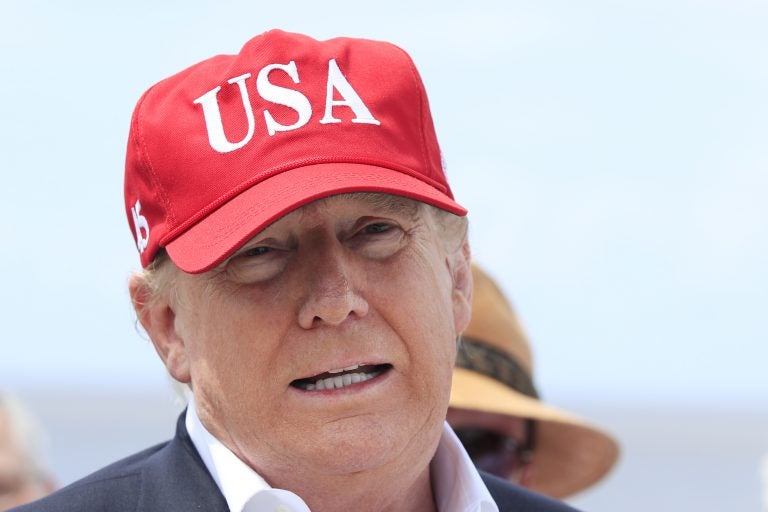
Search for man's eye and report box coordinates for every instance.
[363,222,393,234]
[223,244,288,284]
[242,246,271,257]
[348,221,405,259]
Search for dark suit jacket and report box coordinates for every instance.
[12,414,580,511]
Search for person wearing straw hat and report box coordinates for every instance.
[13,30,579,512]
[449,264,620,499]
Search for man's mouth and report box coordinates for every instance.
[291,363,392,391]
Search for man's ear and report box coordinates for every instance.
[129,273,191,384]
[449,240,473,335]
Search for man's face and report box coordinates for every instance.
[155,194,471,481]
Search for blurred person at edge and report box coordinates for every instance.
[0,395,55,511]
[761,454,768,512]
[449,264,620,499]
[12,30,578,512]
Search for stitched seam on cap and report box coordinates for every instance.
[135,85,176,227]
[395,45,432,179]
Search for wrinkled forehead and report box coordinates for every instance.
[296,192,422,218]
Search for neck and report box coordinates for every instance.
[267,461,437,512]
[248,423,443,512]
[192,401,444,512]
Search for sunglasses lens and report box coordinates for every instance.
[455,428,525,478]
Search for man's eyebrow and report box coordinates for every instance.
[349,192,421,220]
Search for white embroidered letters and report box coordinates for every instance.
[131,200,150,254]
[194,59,379,152]
[193,73,256,153]
[320,59,380,125]
[257,61,312,136]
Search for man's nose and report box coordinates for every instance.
[297,244,369,329]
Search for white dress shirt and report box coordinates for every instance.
[186,398,498,512]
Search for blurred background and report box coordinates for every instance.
[1,0,766,510]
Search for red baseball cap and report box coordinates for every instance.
[124,29,467,273]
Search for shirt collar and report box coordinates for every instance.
[186,399,498,512]
[185,397,284,512]
[432,421,500,512]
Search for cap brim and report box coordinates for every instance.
[166,163,467,273]
[450,368,619,498]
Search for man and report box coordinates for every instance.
[14,30,578,511]
[0,395,55,511]
[449,264,619,498]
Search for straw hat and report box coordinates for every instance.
[449,264,619,498]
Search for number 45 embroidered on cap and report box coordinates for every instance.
[131,200,150,253]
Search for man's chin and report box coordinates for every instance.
[294,420,413,476]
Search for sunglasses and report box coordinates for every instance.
[454,419,536,480]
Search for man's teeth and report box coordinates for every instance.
[303,370,377,391]
[328,364,362,374]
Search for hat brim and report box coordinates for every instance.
[450,368,619,498]
[166,163,467,273]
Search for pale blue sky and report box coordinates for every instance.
[1,0,766,408]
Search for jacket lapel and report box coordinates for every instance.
[136,411,230,511]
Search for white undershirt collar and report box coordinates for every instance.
[186,398,498,512]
